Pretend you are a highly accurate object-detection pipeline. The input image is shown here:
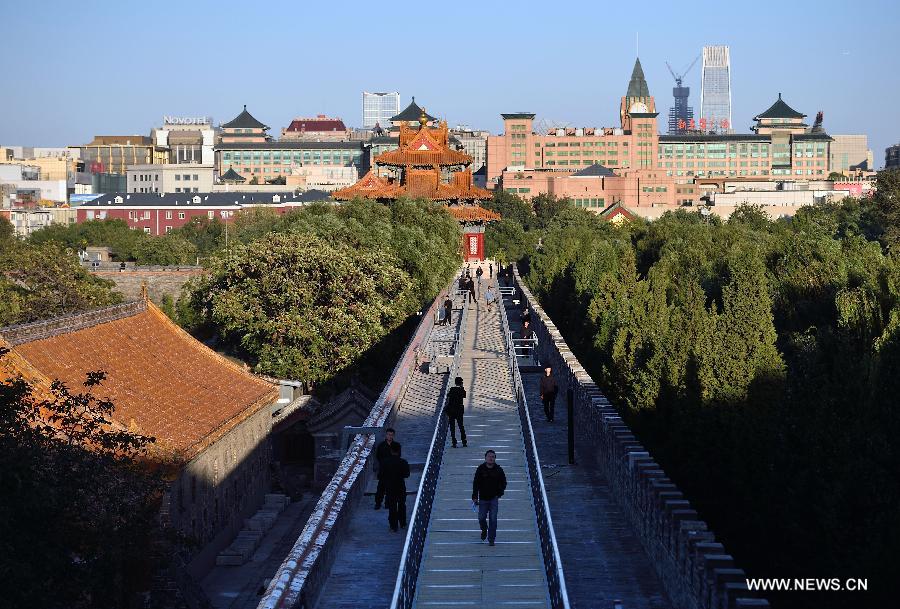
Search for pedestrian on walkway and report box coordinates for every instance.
[466,275,477,305]
[489,263,493,278]
[520,307,531,325]
[484,285,496,313]
[475,265,484,290]
[374,428,401,510]
[443,293,453,326]
[380,443,410,532]
[540,366,559,423]
[458,273,467,292]
[520,319,533,341]
[446,376,467,448]
[472,450,507,546]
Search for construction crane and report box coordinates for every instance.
[666,55,700,88]
[666,55,700,134]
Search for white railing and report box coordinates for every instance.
[390,277,470,609]
[498,285,571,609]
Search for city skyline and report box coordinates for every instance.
[1,0,898,166]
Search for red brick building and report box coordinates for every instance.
[76,190,331,236]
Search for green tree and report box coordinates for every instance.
[872,168,900,251]
[29,219,146,260]
[0,241,122,325]
[0,352,166,608]
[531,193,572,228]
[0,215,14,245]
[192,233,414,381]
[132,235,197,266]
[485,190,535,229]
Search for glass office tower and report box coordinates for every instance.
[362,91,400,129]
[700,46,732,133]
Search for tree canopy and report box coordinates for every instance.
[186,197,460,382]
[504,174,900,609]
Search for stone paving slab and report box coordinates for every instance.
[414,291,550,609]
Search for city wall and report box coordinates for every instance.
[90,266,205,303]
[512,266,769,609]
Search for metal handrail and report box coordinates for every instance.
[498,282,571,609]
[390,274,471,609]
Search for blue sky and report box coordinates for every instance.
[1,0,898,167]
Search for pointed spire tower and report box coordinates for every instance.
[620,57,657,131]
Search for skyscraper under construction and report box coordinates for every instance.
[666,56,699,134]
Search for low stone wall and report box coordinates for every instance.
[91,267,205,303]
[512,266,768,609]
[258,293,443,609]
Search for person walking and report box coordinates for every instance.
[472,450,507,546]
[520,307,531,325]
[380,443,410,532]
[446,376,467,448]
[489,263,493,278]
[484,284,496,313]
[374,428,401,510]
[443,293,453,326]
[458,273,467,292]
[466,275,477,306]
[475,265,484,291]
[520,319,533,341]
[540,366,559,422]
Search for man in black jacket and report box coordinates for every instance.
[380,444,410,532]
[446,376,467,448]
[374,428,401,510]
[443,294,453,326]
[540,366,558,422]
[472,450,507,546]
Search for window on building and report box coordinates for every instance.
[208,211,214,219]
[178,212,185,219]
[165,211,172,219]
[143,227,150,234]
[165,226,172,234]
[175,174,181,181]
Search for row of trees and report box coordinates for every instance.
[28,218,200,266]
[485,172,900,608]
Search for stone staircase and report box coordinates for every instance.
[215,494,291,566]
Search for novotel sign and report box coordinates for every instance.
[163,116,211,126]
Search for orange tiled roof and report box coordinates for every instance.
[446,205,501,222]
[332,169,403,201]
[1,301,278,461]
[375,121,472,167]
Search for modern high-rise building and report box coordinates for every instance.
[700,46,732,133]
[886,143,900,170]
[362,91,400,129]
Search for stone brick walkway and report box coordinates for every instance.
[413,286,550,608]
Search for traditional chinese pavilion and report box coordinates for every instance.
[333,110,498,261]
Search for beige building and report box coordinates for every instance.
[0,155,75,181]
[829,135,874,175]
[126,164,214,194]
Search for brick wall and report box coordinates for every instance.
[167,403,273,578]
[91,267,205,303]
[512,266,768,609]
